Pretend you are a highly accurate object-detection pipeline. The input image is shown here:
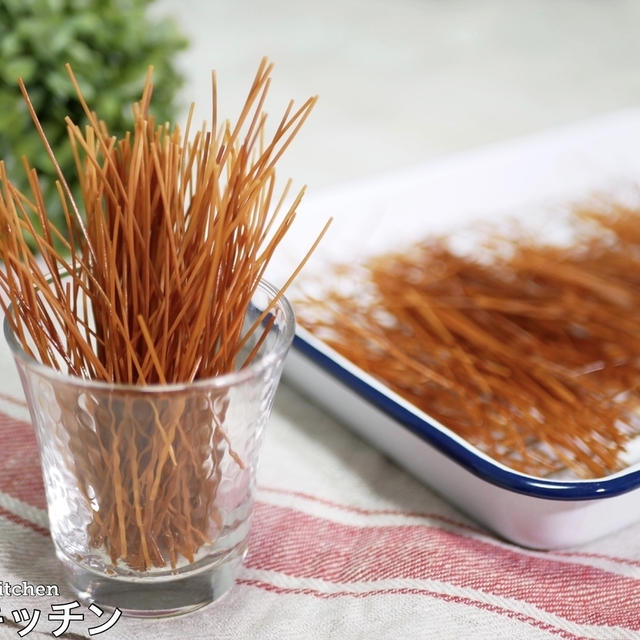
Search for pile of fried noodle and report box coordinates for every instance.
[299,208,640,478]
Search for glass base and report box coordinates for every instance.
[60,547,246,618]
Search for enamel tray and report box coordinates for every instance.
[267,109,640,549]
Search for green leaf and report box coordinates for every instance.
[2,56,38,83]
[68,12,101,36]
[16,17,49,43]
[48,24,74,56]
[45,0,65,12]
[0,33,22,58]
[66,40,97,67]
[44,71,76,98]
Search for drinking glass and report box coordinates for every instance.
[4,279,294,617]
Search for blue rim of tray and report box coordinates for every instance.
[293,333,640,501]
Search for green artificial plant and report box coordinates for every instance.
[0,0,188,243]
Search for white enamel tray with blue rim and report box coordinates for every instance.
[266,109,640,550]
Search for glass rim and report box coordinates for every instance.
[3,277,296,393]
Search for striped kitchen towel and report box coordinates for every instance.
[1,369,640,639]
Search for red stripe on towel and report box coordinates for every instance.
[0,505,48,537]
[237,578,596,640]
[246,502,640,630]
[259,485,484,533]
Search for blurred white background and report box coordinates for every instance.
[155,0,640,193]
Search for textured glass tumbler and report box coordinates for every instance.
[4,280,294,617]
